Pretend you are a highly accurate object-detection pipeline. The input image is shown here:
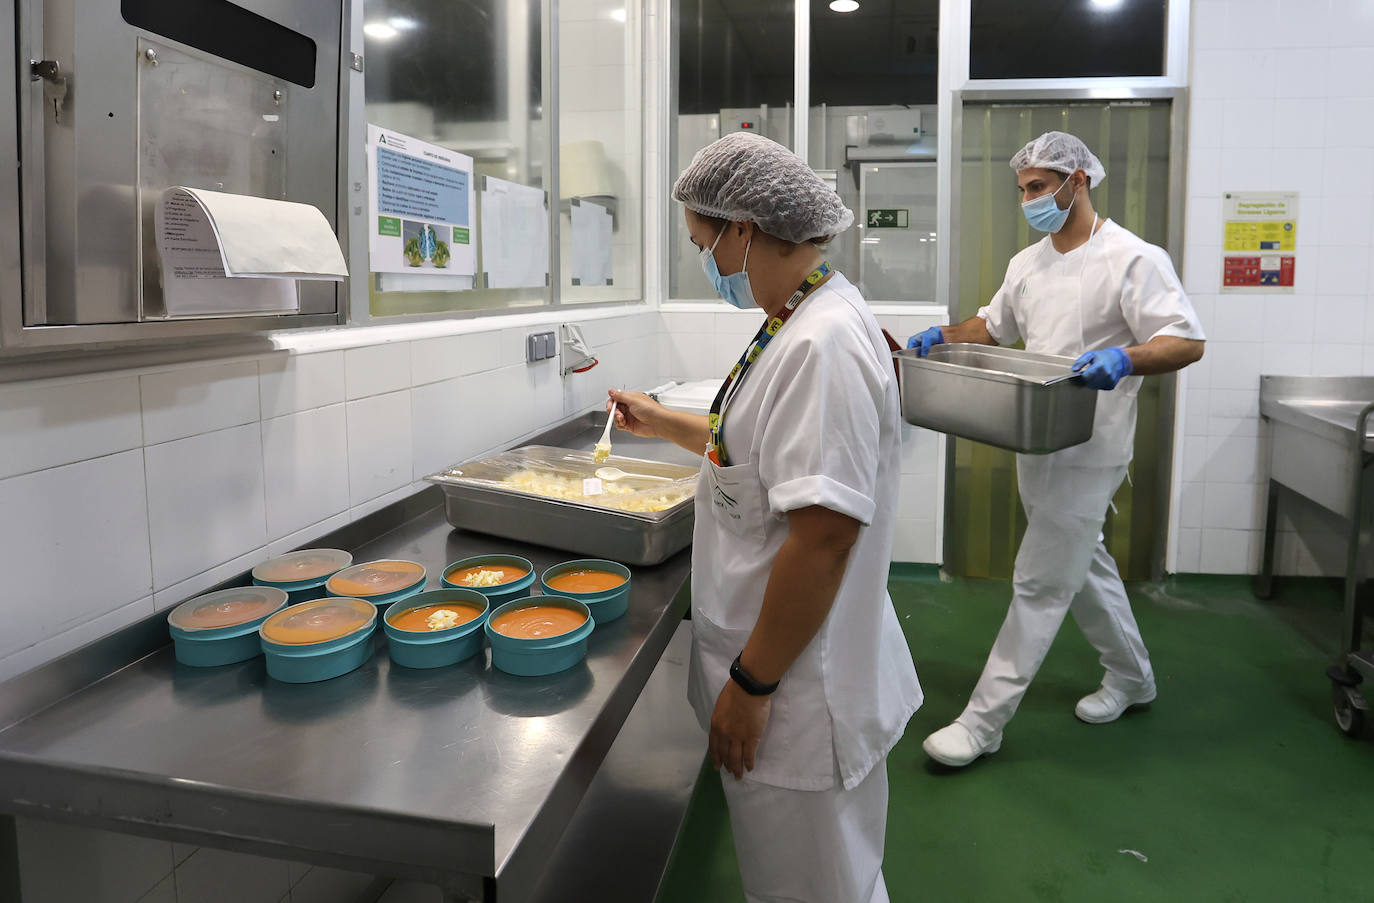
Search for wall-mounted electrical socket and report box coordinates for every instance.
[526,331,557,362]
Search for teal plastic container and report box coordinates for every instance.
[252,548,353,605]
[383,589,490,669]
[168,586,289,667]
[259,597,378,683]
[325,559,427,611]
[539,559,632,626]
[485,595,594,677]
[441,554,536,607]
[486,596,593,673]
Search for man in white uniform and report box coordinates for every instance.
[608,132,922,902]
[910,132,1206,768]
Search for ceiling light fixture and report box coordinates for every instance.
[1089,0,1124,8]
[387,16,419,30]
[829,0,860,12]
[609,8,627,22]
[363,22,399,40]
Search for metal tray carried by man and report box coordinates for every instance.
[895,343,1099,454]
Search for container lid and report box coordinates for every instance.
[326,560,426,597]
[260,597,376,645]
[168,586,289,632]
[252,548,353,584]
[656,379,724,415]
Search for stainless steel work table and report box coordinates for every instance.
[0,418,707,902]
[1256,376,1374,738]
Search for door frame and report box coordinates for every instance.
[939,86,1190,581]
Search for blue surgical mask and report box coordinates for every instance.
[1021,176,1075,233]
[700,223,757,309]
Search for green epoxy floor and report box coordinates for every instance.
[655,572,1373,903]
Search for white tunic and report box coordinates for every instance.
[687,271,923,792]
[976,219,1206,466]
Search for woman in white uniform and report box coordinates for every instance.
[607,132,922,903]
[908,132,1206,768]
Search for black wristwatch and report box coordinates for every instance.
[730,653,780,696]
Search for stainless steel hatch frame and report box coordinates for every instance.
[1,0,346,350]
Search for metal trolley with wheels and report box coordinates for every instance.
[1256,376,1374,738]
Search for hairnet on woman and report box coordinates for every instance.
[605,132,922,903]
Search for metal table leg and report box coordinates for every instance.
[1254,478,1280,600]
[1,814,20,903]
[1326,408,1373,737]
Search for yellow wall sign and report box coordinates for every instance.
[1221,191,1298,293]
[1223,219,1296,252]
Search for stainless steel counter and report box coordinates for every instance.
[1260,382,1374,456]
[0,417,706,902]
[1257,376,1374,738]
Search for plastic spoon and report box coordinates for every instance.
[595,466,673,483]
[593,405,616,463]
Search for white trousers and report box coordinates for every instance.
[957,456,1154,746]
[719,759,890,903]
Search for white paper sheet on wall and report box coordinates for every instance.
[480,177,548,289]
[570,199,613,287]
[153,187,346,317]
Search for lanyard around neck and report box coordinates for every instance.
[706,262,832,467]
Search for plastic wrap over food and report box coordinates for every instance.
[429,445,699,517]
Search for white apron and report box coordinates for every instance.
[685,273,922,792]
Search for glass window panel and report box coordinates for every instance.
[558,0,643,304]
[809,0,937,107]
[670,0,794,299]
[363,0,548,316]
[808,0,939,303]
[969,0,1168,80]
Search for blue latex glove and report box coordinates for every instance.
[906,326,945,357]
[1073,346,1134,390]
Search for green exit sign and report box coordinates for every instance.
[866,208,909,229]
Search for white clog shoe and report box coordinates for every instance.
[1074,683,1157,724]
[922,722,1001,768]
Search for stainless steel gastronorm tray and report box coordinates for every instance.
[896,344,1099,454]
[426,446,700,566]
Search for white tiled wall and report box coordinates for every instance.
[1,310,659,902]
[657,304,948,563]
[1176,0,1374,574]
[0,311,659,684]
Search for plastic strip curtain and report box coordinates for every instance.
[949,101,1172,580]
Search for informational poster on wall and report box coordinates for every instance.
[1220,191,1297,293]
[367,125,476,287]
